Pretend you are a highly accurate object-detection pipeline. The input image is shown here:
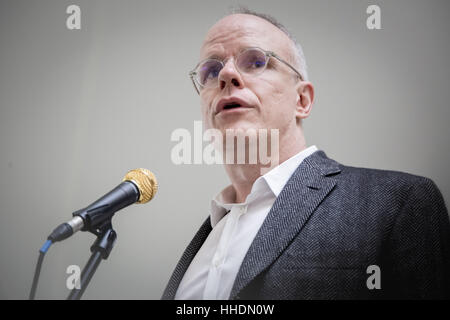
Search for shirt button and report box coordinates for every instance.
[239,206,247,214]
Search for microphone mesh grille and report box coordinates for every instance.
[123,168,158,203]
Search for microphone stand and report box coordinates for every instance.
[67,222,117,300]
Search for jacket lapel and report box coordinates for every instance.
[161,217,212,299]
[229,151,341,299]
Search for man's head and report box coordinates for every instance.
[195,11,314,147]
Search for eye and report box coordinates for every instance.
[198,60,222,85]
[252,59,266,68]
[238,50,267,73]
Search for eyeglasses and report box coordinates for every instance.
[189,47,304,94]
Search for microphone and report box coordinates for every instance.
[47,168,158,242]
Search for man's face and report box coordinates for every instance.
[199,14,302,137]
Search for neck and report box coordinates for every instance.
[223,128,306,203]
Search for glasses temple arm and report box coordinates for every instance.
[189,71,200,95]
[268,51,304,81]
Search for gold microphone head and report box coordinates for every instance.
[123,168,158,204]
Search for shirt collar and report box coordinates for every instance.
[210,145,318,227]
[262,145,318,197]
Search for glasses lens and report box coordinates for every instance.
[237,49,267,74]
[197,60,222,87]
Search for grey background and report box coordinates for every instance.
[0,0,449,299]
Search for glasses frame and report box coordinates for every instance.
[189,47,304,94]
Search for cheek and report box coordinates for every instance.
[200,92,214,128]
[254,81,297,125]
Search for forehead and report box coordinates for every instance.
[200,14,293,60]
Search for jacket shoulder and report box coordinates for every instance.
[310,151,444,207]
[335,163,446,216]
[340,163,434,187]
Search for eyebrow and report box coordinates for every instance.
[203,53,225,61]
[202,46,256,61]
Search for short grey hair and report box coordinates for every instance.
[228,6,309,81]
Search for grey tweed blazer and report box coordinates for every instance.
[162,150,450,299]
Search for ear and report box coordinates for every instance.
[295,81,314,122]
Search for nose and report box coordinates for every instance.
[218,59,244,91]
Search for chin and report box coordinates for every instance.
[217,120,265,133]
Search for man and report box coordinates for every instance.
[162,9,450,299]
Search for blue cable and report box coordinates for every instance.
[30,240,53,299]
[39,239,52,254]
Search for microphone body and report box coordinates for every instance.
[74,180,139,232]
[48,181,139,242]
[47,168,157,242]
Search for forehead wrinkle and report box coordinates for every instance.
[201,30,256,59]
[203,27,253,47]
[200,15,294,63]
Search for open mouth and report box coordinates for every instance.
[223,103,242,110]
[216,97,253,115]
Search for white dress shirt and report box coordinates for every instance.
[175,145,318,300]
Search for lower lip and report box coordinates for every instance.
[217,107,253,116]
